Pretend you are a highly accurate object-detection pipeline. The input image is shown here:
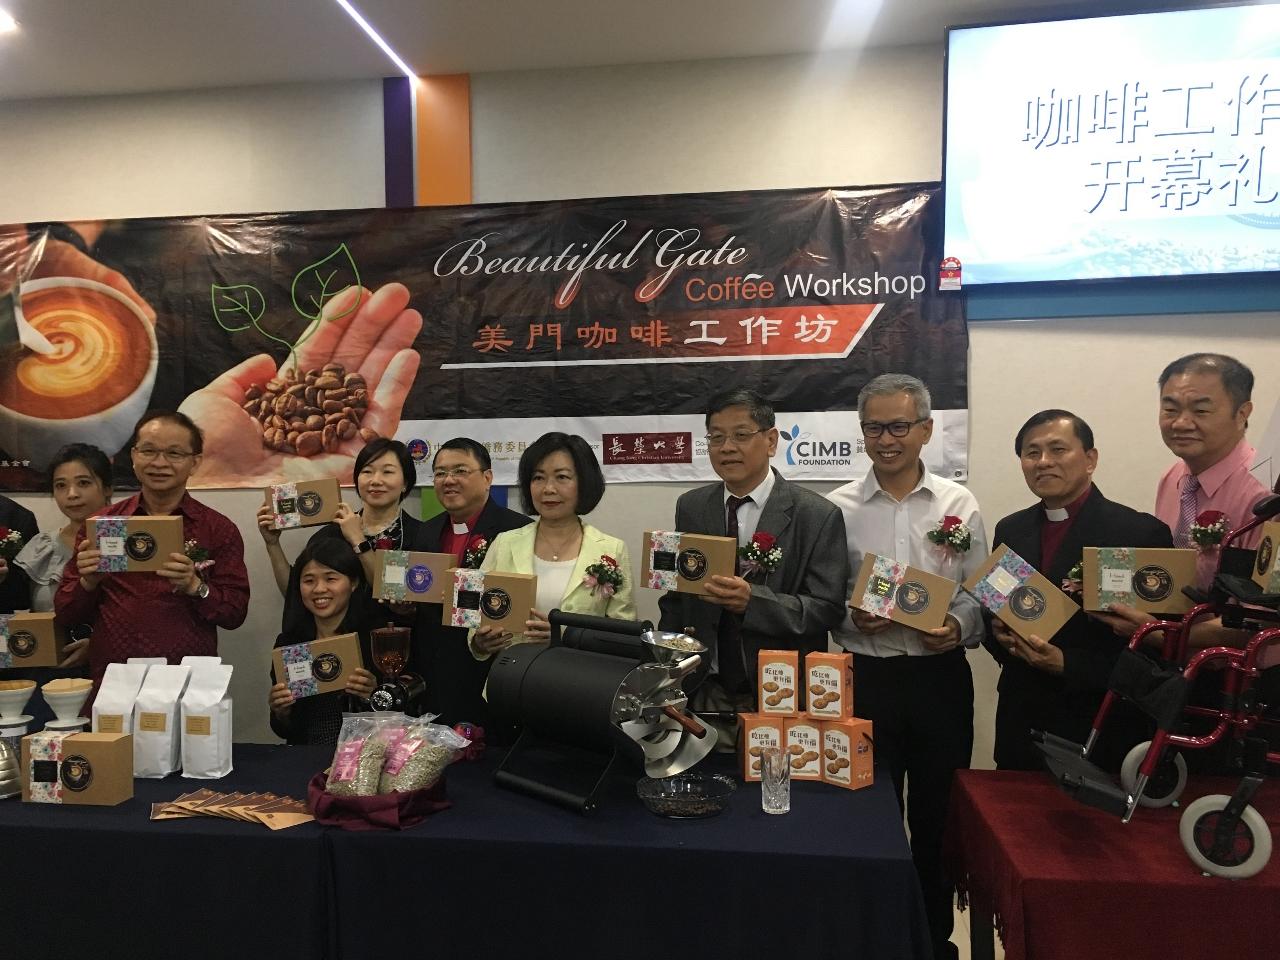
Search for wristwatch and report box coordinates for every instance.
[353,539,374,555]
[193,580,210,600]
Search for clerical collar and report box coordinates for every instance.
[1043,486,1092,523]
[452,521,469,535]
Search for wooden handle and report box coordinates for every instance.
[662,705,707,739]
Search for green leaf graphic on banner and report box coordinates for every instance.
[291,243,361,321]
[210,283,265,332]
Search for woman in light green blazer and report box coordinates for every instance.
[470,433,636,660]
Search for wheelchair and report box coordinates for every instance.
[1034,490,1280,879]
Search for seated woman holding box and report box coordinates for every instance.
[269,537,377,745]
[470,432,636,659]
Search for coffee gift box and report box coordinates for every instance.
[641,531,737,597]
[133,664,191,778]
[1254,521,1280,593]
[22,731,133,806]
[92,662,150,734]
[272,632,364,701]
[372,550,454,604]
[1082,547,1198,614]
[821,718,874,792]
[88,515,184,573]
[963,544,1079,642]
[0,612,67,668]
[181,661,234,779]
[445,569,537,631]
[850,553,957,633]
[265,477,342,529]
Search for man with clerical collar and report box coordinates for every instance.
[657,388,848,737]
[984,410,1171,774]
[410,437,531,725]
[56,411,250,695]
[827,374,988,960]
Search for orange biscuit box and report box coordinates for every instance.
[738,713,785,782]
[783,716,823,781]
[821,718,874,791]
[805,650,853,720]
[757,650,799,716]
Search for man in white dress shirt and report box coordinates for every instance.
[827,373,988,960]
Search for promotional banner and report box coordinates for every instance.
[0,184,967,491]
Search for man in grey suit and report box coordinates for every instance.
[658,388,849,737]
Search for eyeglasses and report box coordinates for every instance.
[432,466,479,482]
[705,429,765,448]
[860,419,927,438]
[134,446,195,462]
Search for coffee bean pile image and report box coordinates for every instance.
[242,363,379,455]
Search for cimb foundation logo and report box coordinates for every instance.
[778,423,856,468]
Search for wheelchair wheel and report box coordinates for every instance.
[1179,794,1273,879]
[1120,741,1188,808]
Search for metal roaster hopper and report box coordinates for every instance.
[486,611,716,813]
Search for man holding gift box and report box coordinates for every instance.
[828,374,987,960]
[55,412,250,695]
[984,410,1171,774]
[657,389,848,736]
[409,437,530,725]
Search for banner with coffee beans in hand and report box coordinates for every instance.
[0,184,967,491]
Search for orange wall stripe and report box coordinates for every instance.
[415,74,472,206]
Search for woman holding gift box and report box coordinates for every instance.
[470,432,636,658]
[257,438,423,597]
[268,537,378,745]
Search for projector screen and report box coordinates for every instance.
[943,3,1280,286]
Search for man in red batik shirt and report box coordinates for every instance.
[56,411,250,695]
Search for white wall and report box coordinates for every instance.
[4,51,1277,762]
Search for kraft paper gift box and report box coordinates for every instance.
[1254,521,1280,593]
[22,731,133,806]
[133,664,191,778]
[641,531,737,597]
[272,632,364,700]
[444,569,537,631]
[265,477,342,529]
[1082,547,1198,614]
[963,544,1078,642]
[372,550,454,604]
[739,713,786,782]
[93,662,150,734]
[850,553,957,633]
[88,515,183,573]
[181,661,234,779]
[0,612,67,668]
[821,718,874,791]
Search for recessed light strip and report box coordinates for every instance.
[333,0,418,81]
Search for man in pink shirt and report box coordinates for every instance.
[1153,353,1267,589]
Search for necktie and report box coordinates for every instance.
[718,495,752,694]
[1176,474,1200,548]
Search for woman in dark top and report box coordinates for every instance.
[257,438,424,597]
[268,537,377,745]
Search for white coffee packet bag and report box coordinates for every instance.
[92,662,150,734]
[133,664,191,778]
[180,662,233,779]
[179,656,223,667]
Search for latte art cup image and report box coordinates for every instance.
[0,277,158,468]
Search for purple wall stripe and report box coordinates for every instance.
[382,77,415,208]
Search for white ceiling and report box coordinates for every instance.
[0,0,1215,101]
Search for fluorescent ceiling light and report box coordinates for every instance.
[333,0,418,80]
[0,10,19,33]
